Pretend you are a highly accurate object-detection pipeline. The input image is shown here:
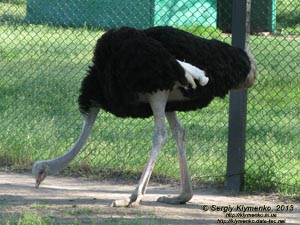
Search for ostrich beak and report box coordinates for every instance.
[35,172,46,188]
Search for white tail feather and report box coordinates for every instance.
[176,60,209,88]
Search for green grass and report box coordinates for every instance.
[245,35,300,192]
[1,207,164,225]
[276,0,300,34]
[0,1,300,194]
[2,212,55,225]
[180,25,222,39]
[2,211,86,225]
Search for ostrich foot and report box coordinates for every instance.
[157,193,192,205]
[110,195,142,207]
[110,198,130,207]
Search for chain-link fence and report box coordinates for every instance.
[1,0,299,193]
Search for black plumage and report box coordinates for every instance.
[78,26,252,118]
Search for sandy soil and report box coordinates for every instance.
[0,172,299,224]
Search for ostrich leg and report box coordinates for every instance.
[157,111,193,204]
[111,90,169,207]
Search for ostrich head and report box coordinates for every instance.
[235,51,258,89]
[32,107,100,188]
[32,161,51,188]
[33,160,62,188]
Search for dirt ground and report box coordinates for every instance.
[0,172,299,224]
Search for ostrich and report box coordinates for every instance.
[32,26,257,207]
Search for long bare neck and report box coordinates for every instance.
[46,108,100,174]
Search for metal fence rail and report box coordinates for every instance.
[0,0,299,193]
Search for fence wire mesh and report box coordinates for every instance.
[0,0,299,193]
